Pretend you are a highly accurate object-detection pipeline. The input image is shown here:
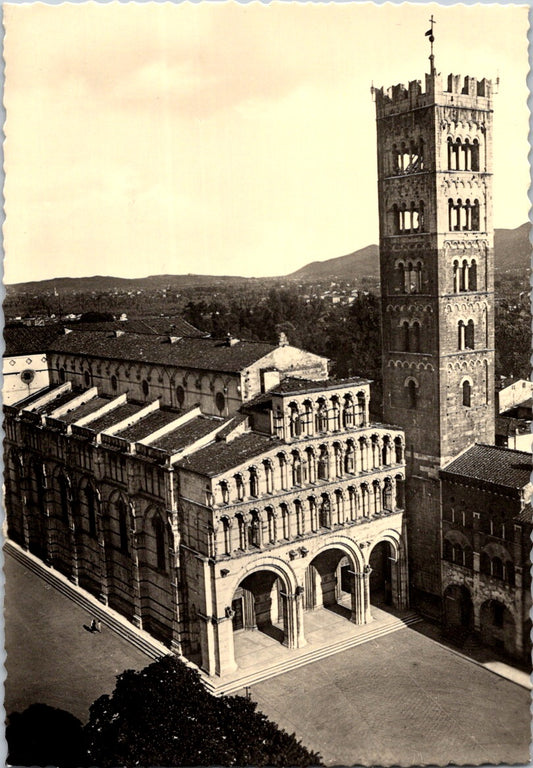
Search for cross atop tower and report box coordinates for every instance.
[425,15,436,75]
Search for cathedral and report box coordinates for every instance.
[3,55,531,678]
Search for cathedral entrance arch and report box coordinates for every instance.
[231,569,287,645]
[304,544,365,624]
[369,541,393,607]
[480,599,516,658]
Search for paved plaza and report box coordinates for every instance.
[5,550,531,765]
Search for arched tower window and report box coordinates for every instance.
[465,320,475,350]
[453,260,459,293]
[402,321,410,352]
[407,379,418,409]
[462,380,472,407]
[469,260,477,291]
[412,321,421,353]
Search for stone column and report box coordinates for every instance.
[350,571,366,625]
[198,612,217,676]
[280,588,306,649]
[362,565,373,623]
[214,610,237,676]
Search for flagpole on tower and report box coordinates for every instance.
[425,15,436,75]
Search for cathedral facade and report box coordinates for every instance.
[4,332,408,677]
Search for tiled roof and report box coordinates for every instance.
[152,416,223,454]
[116,409,182,442]
[84,402,144,433]
[49,332,277,373]
[34,390,82,416]
[66,317,205,337]
[4,326,65,356]
[177,432,281,476]
[441,444,532,491]
[270,375,370,395]
[137,317,206,337]
[58,396,111,425]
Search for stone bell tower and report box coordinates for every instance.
[374,58,495,612]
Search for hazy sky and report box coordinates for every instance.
[3,2,529,284]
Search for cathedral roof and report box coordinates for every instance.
[441,444,532,491]
[49,332,279,373]
[4,325,65,356]
[151,415,224,454]
[176,431,282,477]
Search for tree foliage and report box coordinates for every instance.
[6,703,85,768]
[84,655,322,767]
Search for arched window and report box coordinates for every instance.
[460,260,468,291]
[505,562,515,586]
[302,400,313,436]
[316,400,328,433]
[84,370,92,388]
[348,486,358,520]
[295,500,304,536]
[235,474,245,501]
[331,397,341,431]
[281,504,290,540]
[220,480,229,504]
[471,199,480,231]
[319,495,330,528]
[383,479,393,511]
[453,260,459,293]
[176,385,185,407]
[309,496,318,531]
[361,484,369,517]
[273,407,284,439]
[471,139,480,171]
[141,379,149,398]
[345,441,356,474]
[266,507,276,544]
[462,380,472,407]
[278,454,288,490]
[407,379,417,409]
[263,461,273,493]
[469,260,477,291]
[152,514,166,571]
[248,511,261,548]
[249,467,259,498]
[292,452,302,486]
[111,374,118,392]
[343,394,355,428]
[59,367,66,383]
[458,320,465,351]
[289,403,301,438]
[412,322,421,353]
[215,391,225,414]
[334,491,344,525]
[465,320,475,350]
[356,392,366,426]
[397,263,405,292]
[394,437,403,464]
[237,515,246,550]
[491,557,504,580]
[402,321,410,352]
[222,517,231,555]
[317,446,329,481]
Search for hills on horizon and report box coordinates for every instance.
[7,223,529,295]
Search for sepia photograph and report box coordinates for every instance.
[2,2,531,766]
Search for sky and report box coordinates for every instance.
[3,2,530,284]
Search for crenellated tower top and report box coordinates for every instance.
[375,73,493,118]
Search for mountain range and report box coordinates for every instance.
[7,223,529,294]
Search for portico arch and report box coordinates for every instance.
[304,540,368,625]
[368,531,407,613]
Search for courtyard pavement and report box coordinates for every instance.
[5,550,532,766]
